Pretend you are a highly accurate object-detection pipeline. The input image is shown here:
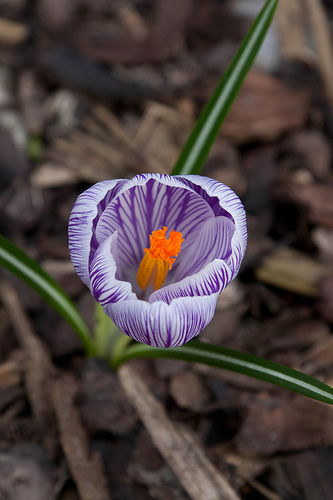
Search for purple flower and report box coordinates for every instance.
[68,174,247,348]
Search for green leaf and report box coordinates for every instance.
[114,340,333,406]
[0,234,94,354]
[94,304,131,363]
[171,0,279,176]
[27,134,44,163]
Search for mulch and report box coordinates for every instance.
[1,1,333,499]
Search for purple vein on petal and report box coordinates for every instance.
[172,216,235,281]
[95,178,216,285]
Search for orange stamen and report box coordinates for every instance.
[137,226,184,291]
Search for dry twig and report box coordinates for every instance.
[118,363,241,500]
[276,0,306,60]
[304,0,333,107]
[305,0,333,106]
[0,281,54,426]
[52,374,111,500]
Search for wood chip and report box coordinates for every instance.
[271,448,333,499]
[222,70,310,143]
[92,105,136,150]
[128,429,189,500]
[304,0,333,108]
[0,358,22,388]
[74,29,173,65]
[276,0,306,61]
[155,0,193,37]
[298,336,333,374]
[288,182,333,227]
[118,363,241,500]
[116,3,148,39]
[78,359,137,436]
[52,374,111,500]
[134,101,193,172]
[255,246,333,296]
[313,227,333,263]
[0,444,55,500]
[31,163,79,188]
[0,281,54,426]
[281,130,332,181]
[318,275,333,323]
[0,18,29,45]
[236,392,333,455]
[169,370,211,411]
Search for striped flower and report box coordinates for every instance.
[68,174,247,348]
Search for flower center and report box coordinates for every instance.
[137,226,184,291]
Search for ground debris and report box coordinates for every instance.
[128,429,190,500]
[0,443,55,500]
[284,181,333,227]
[270,447,333,500]
[169,370,211,411]
[236,392,333,455]
[78,358,138,436]
[52,374,111,500]
[222,70,311,143]
[119,363,241,500]
[2,1,333,498]
[255,245,333,296]
[0,282,55,428]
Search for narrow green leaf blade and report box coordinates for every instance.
[0,234,93,354]
[171,0,279,176]
[115,340,333,406]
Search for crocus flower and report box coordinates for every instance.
[68,174,247,348]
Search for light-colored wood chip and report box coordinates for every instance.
[119,363,241,500]
[0,18,29,45]
[0,359,22,388]
[304,0,333,108]
[255,246,333,297]
[31,163,78,188]
[276,0,307,61]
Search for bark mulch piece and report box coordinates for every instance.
[236,392,333,456]
[271,447,333,500]
[52,374,111,500]
[0,443,55,500]
[78,358,138,436]
[119,363,241,500]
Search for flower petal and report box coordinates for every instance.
[104,293,219,347]
[90,233,136,305]
[95,175,215,285]
[177,175,247,273]
[150,258,233,304]
[68,179,127,286]
[170,216,235,283]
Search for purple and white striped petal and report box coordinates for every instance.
[68,179,127,286]
[104,292,219,348]
[90,233,136,305]
[150,259,233,305]
[94,176,214,282]
[176,175,247,274]
[170,216,234,283]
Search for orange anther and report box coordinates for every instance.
[137,227,184,290]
